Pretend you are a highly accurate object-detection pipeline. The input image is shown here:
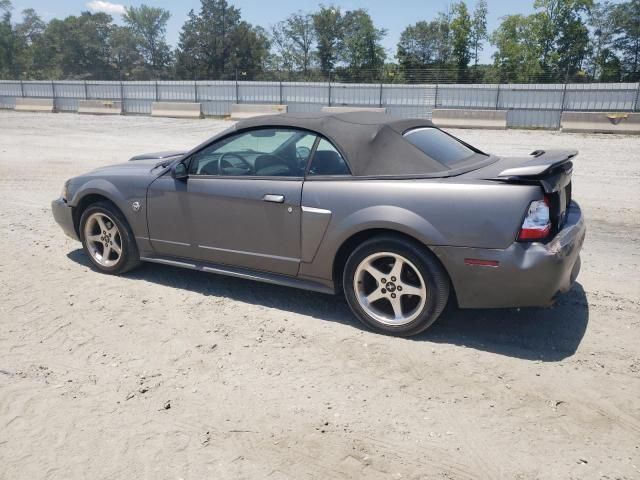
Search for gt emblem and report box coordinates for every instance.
[131,201,141,212]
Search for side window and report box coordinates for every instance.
[189,128,317,177]
[403,127,477,166]
[295,134,316,167]
[308,138,351,176]
[189,146,220,175]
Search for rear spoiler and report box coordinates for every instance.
[497,150,577,177]
[493,149,577,193]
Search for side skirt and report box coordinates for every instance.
[139,255,336,295]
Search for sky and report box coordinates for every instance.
[6,0,619,64]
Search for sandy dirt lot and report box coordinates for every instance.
[0,111,639,480]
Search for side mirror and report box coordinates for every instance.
[171,162,188,180]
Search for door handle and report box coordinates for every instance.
[263,194,285,203]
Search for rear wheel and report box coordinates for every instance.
[343,235,450,336]
[80,201,140,274]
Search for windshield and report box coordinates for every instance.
[403,127,479,167]
[216,129,298,154]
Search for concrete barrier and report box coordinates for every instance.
[561,112,640,134]
[321,106,387,114]
[229,104,287,119]
[78,100,122,115]
[14,97,54,113]
[151,102,202,119]
[431,109,507,129]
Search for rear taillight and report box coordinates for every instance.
[518,197,551,241]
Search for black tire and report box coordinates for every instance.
[342,234,450,337]
[79,201,141,274]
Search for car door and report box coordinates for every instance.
[146,127,318,277]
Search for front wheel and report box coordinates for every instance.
[343,235,450,337]
[80,201,141,274]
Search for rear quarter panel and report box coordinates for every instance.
[299,178,541,282]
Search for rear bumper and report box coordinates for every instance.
[52,197,79,241]
[433,201,586,309]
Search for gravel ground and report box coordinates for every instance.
[0,111,639,480]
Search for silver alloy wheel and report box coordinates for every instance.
[83,212,123,267]
[353,252,427,326]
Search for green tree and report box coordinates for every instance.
[284,12,316,76]
[340,9,386,80]
[270,12,315,77]
[270,20,295,73]
[612,0,640,80]
[397,21,441,71]
[123,4,172,78]
[34,12,115,79]
[228,23,270,76]
[176,0,268,80]
[434,10,453,67]
[451,2,472,81]
[13,8,45,76]
[470,0,488,68]
[0,0,15,77]
[587,2,619,80]
[491,14,543,82]
[396,9,458,82]
[176,0,242,79]
[312,5,342,75]
[111,26,142,79]
[533,0,593,79]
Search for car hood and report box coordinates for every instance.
[83,158,170,177]
[129,150,187,161]
[81,151,187,178]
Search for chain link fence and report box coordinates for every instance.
[1,79,639,129]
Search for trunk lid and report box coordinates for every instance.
[481,149,576,234]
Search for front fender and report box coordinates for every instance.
[68,178,150,243]
[68,179,126,208]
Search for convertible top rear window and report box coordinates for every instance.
[403,127,477,167]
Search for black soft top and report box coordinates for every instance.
[232,112,482,177]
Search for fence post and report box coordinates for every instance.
[154,80,159,101]
[561,81,568,113]
[279,80,283,105]
[120,81,124,113]
[235,69,239,104]
[194,81,198,103]
[84,80,88,100]
[19,79,24,97]
[434,83,439,109]
[495,84,501,110]
[328,72,332,107]
[51,80,56,111]
[379,82,383,108]
[634,82,640,112]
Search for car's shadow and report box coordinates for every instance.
[67,249,589,362]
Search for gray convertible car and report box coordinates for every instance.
[52,112,585,336]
